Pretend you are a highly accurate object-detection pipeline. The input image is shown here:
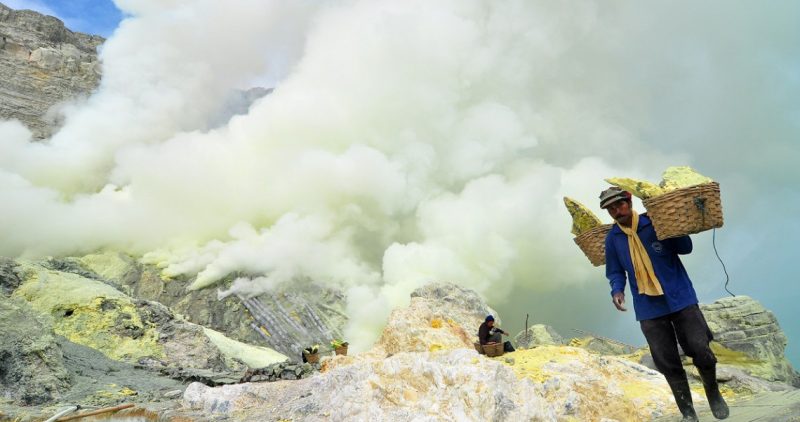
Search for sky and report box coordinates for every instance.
[3,0,123,37]
[0,1,798,365]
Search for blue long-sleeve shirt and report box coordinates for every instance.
[604,214,698,321]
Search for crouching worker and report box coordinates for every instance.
[600,187,728,421]
[478,315,515,353]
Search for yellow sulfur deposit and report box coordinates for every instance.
[563,197,602,236]
[604,178,666,200]
[606,166,714,200]
[499,346,676,421]
[660,166,714,191]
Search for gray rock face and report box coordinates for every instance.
[0,2,102,138]
[237,285,348,361]
[0,257,21,295]
[0,296,69,405]
[410,282,497,323]
[77,252,348,363]
[701,295,799,386]
[209,87,273,128]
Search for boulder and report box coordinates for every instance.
[514,324,566,349]
[701,295,799,386]
[568,335,636,356]
[377,282,499,355]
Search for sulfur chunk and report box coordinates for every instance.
[659,166,714,191]
[563,197,602,236]
[604,177,666,200]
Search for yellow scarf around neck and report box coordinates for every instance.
[617,210,664,296]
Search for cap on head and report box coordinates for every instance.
[485,315,495,322]
[599,187,632,209]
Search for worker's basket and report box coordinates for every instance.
[334,345,348,356]
[482,343,504,357]
[303,352,320,364]
[573,224,613,266]
[642,182,723,240]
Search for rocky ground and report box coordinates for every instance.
[181,284,800,421]
[2,249,799,421]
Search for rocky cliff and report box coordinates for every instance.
[0,2,102,139]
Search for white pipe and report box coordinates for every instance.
[44,405,78,422]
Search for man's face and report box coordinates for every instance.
[606,199,633,227]
[487,320,494,328]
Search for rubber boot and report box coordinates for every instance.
[699,367,729,419]
[667,378,698,422]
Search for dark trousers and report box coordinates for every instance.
[640,304,717,382]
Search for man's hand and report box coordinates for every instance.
[612,292,627,312]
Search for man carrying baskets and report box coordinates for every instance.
[600,187,728,421]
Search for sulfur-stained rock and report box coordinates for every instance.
[605,177,666,200]
[659,166,713,191]
[505,346,681,420]
[604,166,714,200]
[185,349,556,421]
[184,344,682,421]
[79,251,347,362]
[563,197,602,236]
[10,260,286,372]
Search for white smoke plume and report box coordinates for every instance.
[1,1,797,354]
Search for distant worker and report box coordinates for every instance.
[478,315,514,352]
[600,187,728,421]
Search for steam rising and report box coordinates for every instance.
[1,1,798,353]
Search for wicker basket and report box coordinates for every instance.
[334,346,348,356]
[574,224,613,266]
[642,182,723,240]
[303,352,320,364]
[482,343,504,357]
